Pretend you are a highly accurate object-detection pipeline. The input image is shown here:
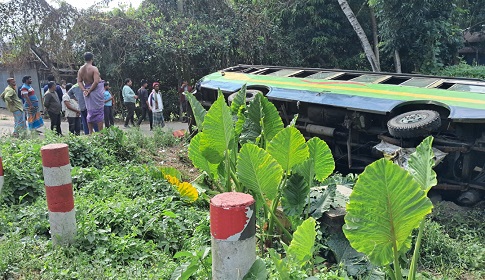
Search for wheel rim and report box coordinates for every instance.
[398,112,428,124]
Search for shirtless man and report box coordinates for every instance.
[77,52,105,134]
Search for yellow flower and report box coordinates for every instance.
[165,175,181,186]
[176,182,199,203]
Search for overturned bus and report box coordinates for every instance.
[191,65,485,205]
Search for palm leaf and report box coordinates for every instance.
[343,158,433,266]
[236,143,283,201]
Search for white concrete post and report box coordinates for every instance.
[211,192,256,280]
[41,143,76,246]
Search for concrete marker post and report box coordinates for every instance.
[41,143,76,246]
[0,150,4,194]
[211,192,256,280]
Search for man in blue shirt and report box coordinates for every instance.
[103,82,114,128]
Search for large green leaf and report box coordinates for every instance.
[287,217,317,268]
[260,95,284,142]
[327,231,373,278]
[185,92,206,130]
[267,126,309,172]
[160,166,182,180]
[295,137,334,184]
[230,84,247,116]
[407,136,437,193]
[282,173,309,216]
[239,94,263,145]
[343,158,433,266]
[234,105,247,140]
[237,143,283,201]
[268,249,290,279]
[200,92,235,164]
[308,184,337,219]
[188,133,218,179]
[242,258,268,280]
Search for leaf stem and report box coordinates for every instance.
[263,200,292,242]
[409,219,426,280]
[267,173,289,242]
[393,241,403,280]
[224,151,232,192]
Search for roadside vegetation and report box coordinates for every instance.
[1,91,484,279]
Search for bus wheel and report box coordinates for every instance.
[387,110,441,138]
[228,89,262,105]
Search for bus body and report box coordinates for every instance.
[193,65,485,204]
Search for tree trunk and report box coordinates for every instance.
[30,45,60,81]
[394,49,402,73]
[370,8,379,66]
[177,0,184,14]
[337,0,380,72]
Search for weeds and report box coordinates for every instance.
[0,124,483,279]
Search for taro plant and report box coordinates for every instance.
[186,87,335,242]
[343,136,437,279]
[244,217,318,279]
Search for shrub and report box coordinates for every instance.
[63,134,114,168]
[95,126,140,162]
[0,141,44,205]
[432,61,485,79]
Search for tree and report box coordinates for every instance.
[338,0,380,71]
[369,0,463,73]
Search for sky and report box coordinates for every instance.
[50,0,142,10]
[0,0,143,10]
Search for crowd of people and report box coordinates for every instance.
[1,52,192,137]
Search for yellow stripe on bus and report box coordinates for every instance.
[222,72,485,106]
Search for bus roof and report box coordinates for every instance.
[198,65,485,121]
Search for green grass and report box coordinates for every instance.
[417,202,485,279]
[0,128,484,279]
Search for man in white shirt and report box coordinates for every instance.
[148,82,165,128]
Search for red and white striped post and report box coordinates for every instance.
[0,150,4,194]
[210,192,256,280]
[41,143,76,246]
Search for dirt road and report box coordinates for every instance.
[0,108,188,137]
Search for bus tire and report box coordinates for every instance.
[228,89,262,105]
[387,110,441,138]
